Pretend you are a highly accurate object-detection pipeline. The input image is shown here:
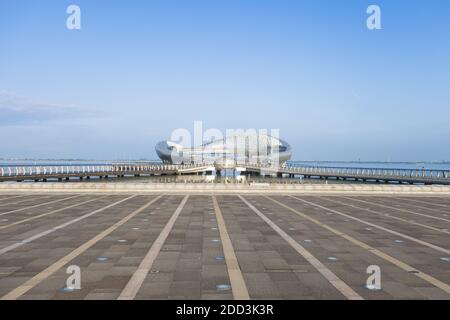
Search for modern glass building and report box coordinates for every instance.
[156,132,292,165]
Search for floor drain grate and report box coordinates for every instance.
[216,284,231,291]
[96,256,108,262]
[327,256,338,261]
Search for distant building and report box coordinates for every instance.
[156,132,292,165]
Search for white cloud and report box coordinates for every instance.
[0,90,97,125]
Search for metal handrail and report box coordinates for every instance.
[1,162,449,183]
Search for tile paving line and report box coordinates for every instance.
[0,195,139,257]
[393,197,450,209]
[373,196,450,215]
[0,193,49,201]
[268,196,450,294]
[212,196,250,300]
[0,194,38,203]
[0,195,24,200]
[0,195,111,231]
[118,195,189,300]
[341,197,450,223]
[321,196,450,235]
[290,196,450,255]
[0,194,163,300]
[0,195,55,208]
[238,195,363,300]
[0,195,83,216]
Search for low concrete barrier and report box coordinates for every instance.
[1,182,450,195]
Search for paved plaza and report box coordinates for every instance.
[0,192,448,300]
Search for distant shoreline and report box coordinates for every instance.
[1,159,449,164]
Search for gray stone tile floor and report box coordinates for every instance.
[0,193,448,300]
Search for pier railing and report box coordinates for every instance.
[285,164,450,180]
[0,165,113,177]
[1,162,449,185]
[0,163,210,179]
[111,163,208,173]
[241,162,450,184]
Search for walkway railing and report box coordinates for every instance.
[232,161,450,183]
[0,163,209,178]
[1,162,449,184]
[0,165,113,177]
[285,164,450,180]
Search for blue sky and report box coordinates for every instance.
[0,0,449,161]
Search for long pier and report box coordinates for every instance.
[0,162,449,185]
[0,163,213,182]
[246,163,450,185]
